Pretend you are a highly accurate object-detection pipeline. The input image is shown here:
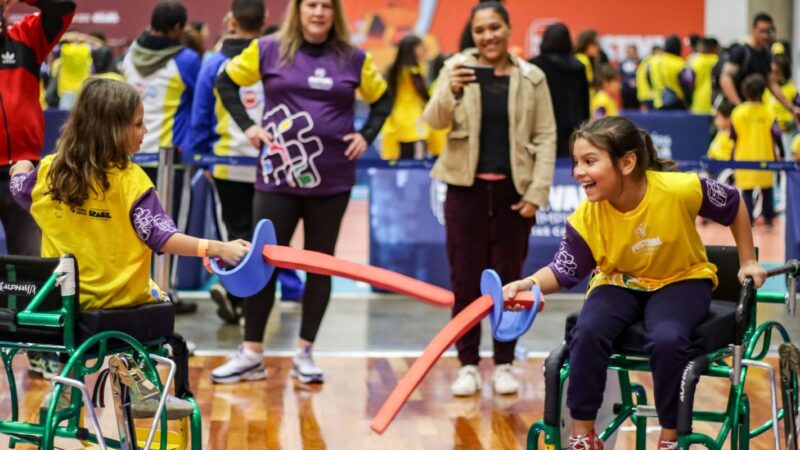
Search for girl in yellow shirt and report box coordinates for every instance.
[731,74,782,227]
[10,78,249,310]
[380,35,430,159]
[503,116,764,450]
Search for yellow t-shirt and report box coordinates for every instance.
[590,90,618,118]
[57,42,93,96]
[689,53,719,115]
[792,134,800,160]
[707,129,734,160]
[567,171,718,293]
[636,55,654,103]
[380,65,430,159]
[763,81,798,131]
[649,53,686,109]
[731,102,777,189]
[30,155,165,309]
[576,52,595,97]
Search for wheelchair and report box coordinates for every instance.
[0,254,201,450]
[527,246,800,450]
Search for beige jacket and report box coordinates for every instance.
[423,50,557,207]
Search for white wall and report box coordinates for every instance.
[706,0,749,46]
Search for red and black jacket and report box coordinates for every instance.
[0,0,75,167]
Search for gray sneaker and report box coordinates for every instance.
[291,347,324,384]
[211,345,266,384]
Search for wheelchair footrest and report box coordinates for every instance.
[633,405,658,418]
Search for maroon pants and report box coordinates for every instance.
[444,178,534,366]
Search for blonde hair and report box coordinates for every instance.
[277,0,352,65]
[46,78,141,207]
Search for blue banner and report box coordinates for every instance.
[623,111,713,161]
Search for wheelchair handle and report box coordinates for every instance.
[763,260,800,316]
[766,260,800,278]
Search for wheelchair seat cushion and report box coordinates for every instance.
[77,301,175,344]
[565,300,736,356]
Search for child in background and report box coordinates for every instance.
[10,78,249,310]
[763,53,800,153]
[503,116,764,450]
[731,73,782,227]
[707,101,735,161]
[590,65,621,119]
[380,34,430,160]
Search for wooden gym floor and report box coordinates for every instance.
[0,355,791,449]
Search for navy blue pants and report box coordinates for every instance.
[567,279,712,429]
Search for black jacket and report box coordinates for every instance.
[530,53,590,158]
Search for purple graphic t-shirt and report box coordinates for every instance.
[254,38,369,195]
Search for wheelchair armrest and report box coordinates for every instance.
[16,311,64,327]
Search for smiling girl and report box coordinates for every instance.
[503,116,765,450]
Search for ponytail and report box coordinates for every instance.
[639,129,677,172]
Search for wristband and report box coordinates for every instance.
[197,239,209,257]
[526,276,541,286]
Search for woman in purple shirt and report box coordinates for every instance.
[210,0,392,385]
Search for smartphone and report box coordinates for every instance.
[463,64,495,84]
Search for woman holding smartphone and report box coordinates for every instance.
[423,0,556,396]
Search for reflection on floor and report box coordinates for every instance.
[2,356,786,450]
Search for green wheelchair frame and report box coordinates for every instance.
[0,254,202,450]
[527,249,800,450]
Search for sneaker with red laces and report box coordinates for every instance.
[568,431,604,450]
[658,440,678,450]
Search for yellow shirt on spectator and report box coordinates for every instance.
[590,89,618,118]
[707,129,734,160]
[731,102,778,189]
[689,53,718,115]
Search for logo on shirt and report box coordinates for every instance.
[133,207,176,241]
[635,223,647,238]
[554,241,578,276]
[70,207,112,220]
[9,175,23,197]
[307,68,333,91]
[1,51,15,65]
[260,104,324,188]
[705,179,728,207]
[631,223,663,255]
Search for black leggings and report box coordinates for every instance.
[244,190,350,343]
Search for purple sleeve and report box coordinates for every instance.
[793,93,800,107]
[680,67,695,92]
[547,223,597,289]
[130,188,178,253]
[698,177,740,225]
[9,167,39,212]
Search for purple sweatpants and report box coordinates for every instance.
[444,178,534,366]
[567,279,713,429]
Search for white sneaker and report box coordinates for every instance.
[492,363,519,395]
[211,345,266,384]
[451,365,481,397]
[291,347,324,384]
